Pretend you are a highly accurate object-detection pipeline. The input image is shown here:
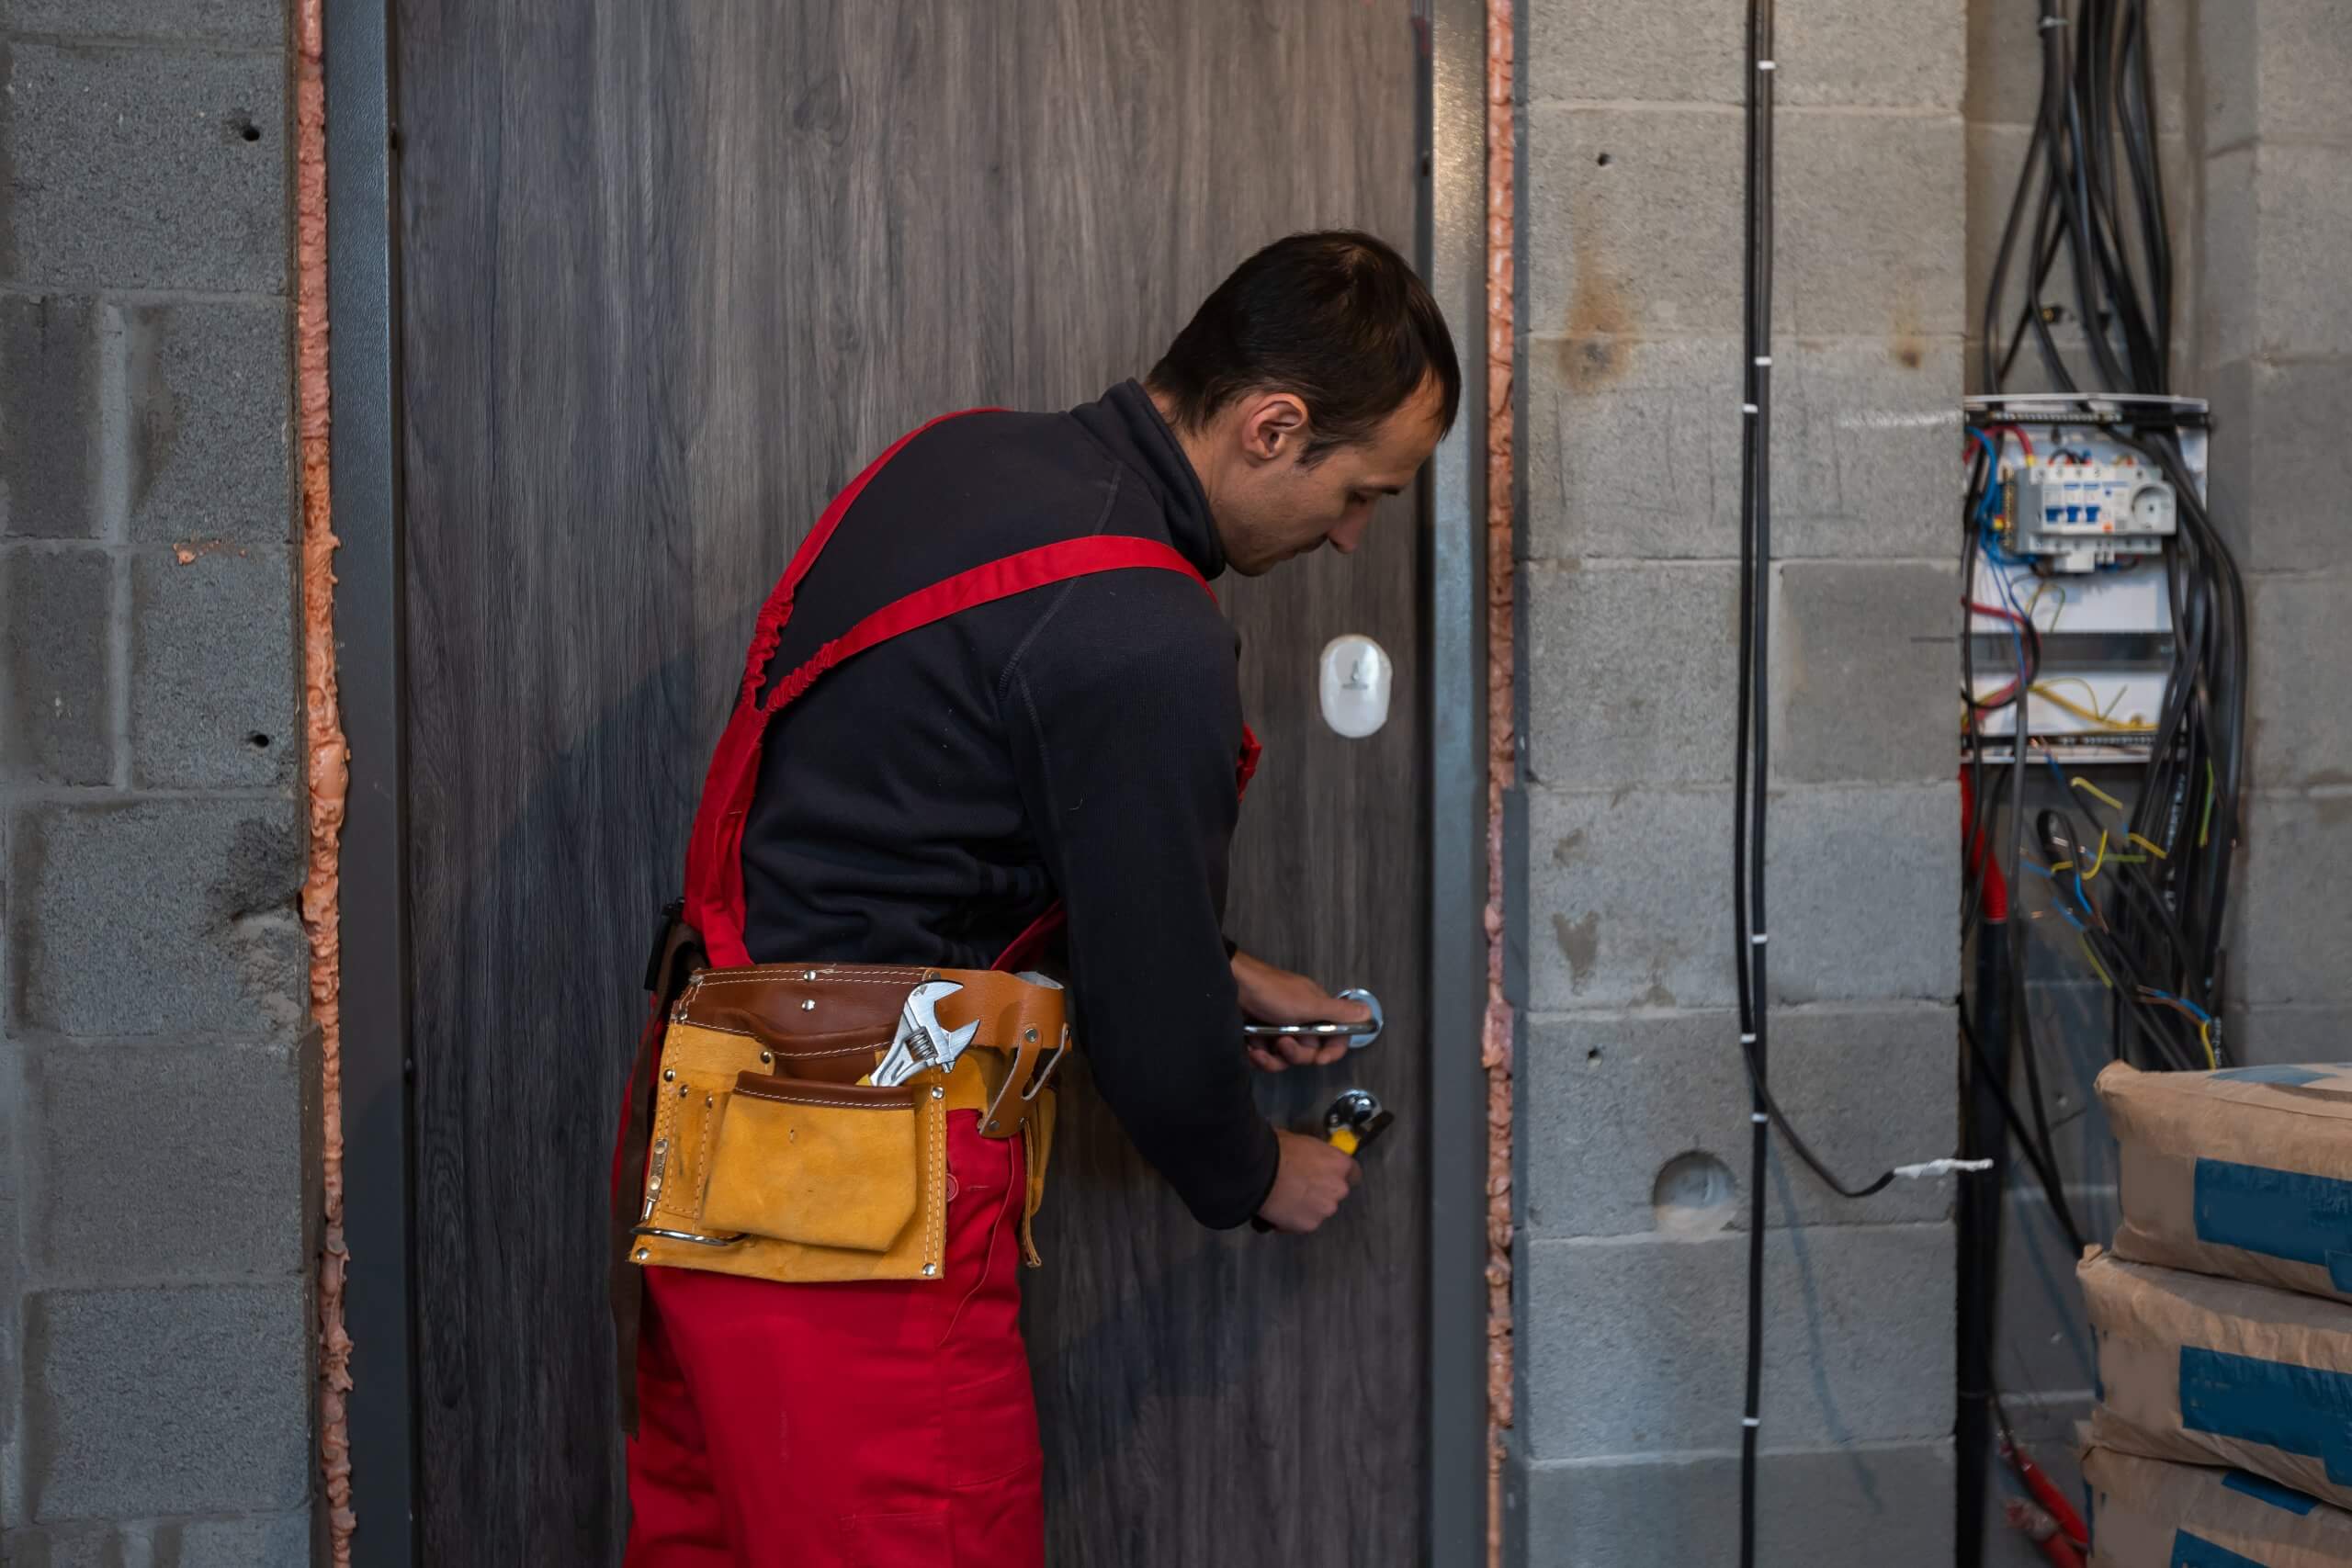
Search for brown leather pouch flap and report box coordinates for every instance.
[699,1073,919,1252]
[673,965,1067,1088]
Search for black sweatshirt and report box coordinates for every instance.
[739,381,1278,1229]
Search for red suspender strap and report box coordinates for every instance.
[736,410,999,710]
[684,529,1214,968]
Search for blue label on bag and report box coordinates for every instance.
[2223,1469,2321,1516]
[2211,1066,2343,1086]
[2171,1530,2267,1567]
[2181,1346,2352,1486]
[2195,1158,2352,1292]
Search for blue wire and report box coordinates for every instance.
[2142,987,2213,1023]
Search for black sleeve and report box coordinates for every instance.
[1002,577,1279,1230]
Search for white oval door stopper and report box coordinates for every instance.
[1318,634,1393,739]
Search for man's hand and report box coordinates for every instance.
[1255,1127,1362,1233]
[1233,949,1374,1072]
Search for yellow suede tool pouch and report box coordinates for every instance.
[702,1075,921,1251]
[629,1020,948,1285]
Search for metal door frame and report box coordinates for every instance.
[327,1,1492,1560]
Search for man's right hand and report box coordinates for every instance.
[1255,1127,1363,1233]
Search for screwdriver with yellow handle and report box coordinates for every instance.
[1251,1089,1393,1232]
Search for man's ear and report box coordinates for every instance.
[1237,392,1309,463]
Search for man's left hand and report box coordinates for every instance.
[1232,949,1374,1072]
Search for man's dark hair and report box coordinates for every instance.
[1148,231,1461,461]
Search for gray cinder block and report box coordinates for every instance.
[2,44,288,293]
[1520,1002,1960,1237]
[24,1284,310,1521]
[1520,1221,1955,1459]
[130,547,295,790]
[28,1042,306,1286]
[3,547,114,788]
[9,800,305,1038]
[121,301,294,546]
[0,297,106,540]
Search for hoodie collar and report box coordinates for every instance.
[1073,380,1225,581]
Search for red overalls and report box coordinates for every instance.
[616,413,1256,1566]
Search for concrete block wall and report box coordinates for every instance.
[0,1,316,1562]
[2201,0,2352,1055]
[1511,2,1964,1561]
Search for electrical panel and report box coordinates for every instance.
[1963,393,2209,764]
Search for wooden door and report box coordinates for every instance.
[392,5,1428,1562]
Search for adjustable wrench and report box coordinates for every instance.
[871,979,981,1089]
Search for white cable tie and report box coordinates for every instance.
[2039,15,2068,28]
[1742,402,1759,414]
[1893,1158,1996,1180]
[1757,60,1777,71]
[1750,1111,1770,1125]
[1742,1416,1763,1428]
[1753,355,1772,367]
[1750,932,1769,945]
[1739,1033,1758,1044]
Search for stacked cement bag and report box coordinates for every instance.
[2082,1061,2352,1563]
[2103,1061,2352,1304]
[2086,1448,2352,1567]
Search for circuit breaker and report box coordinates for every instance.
[2011,462,2177,571]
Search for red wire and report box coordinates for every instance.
[1982,422,2036,462]
[1962,764,2010,922]
[1967,599,2035,708]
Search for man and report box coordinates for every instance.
[621,230,1457,1565]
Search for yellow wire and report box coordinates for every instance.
[2022,581,2069,634]
[2032,685,2155,734]
[2078,936,2115,990]
[2199,1021,2218,1070]
[2072,777,2128,811]
[2080,831,2110,881]
[2129,832,2169,860]
[2037,676,2123,718]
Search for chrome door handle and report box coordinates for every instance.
[1239,987,1384,1050]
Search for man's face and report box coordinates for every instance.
[1210,375,1449,576]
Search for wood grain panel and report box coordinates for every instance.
[395,3,1426,1561]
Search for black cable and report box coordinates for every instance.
[1957,998,2087,1257]
[1735,4,1774,1560]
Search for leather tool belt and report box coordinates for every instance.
[627,963,1065,1284]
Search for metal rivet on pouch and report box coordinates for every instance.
[922,1264,937,1277]
[801,998,816,1011]
[988,1121,1001,1132]
[1024,1028,1038,1043]
[760,1051,773,1066]
[635,1249,649,1262]
[804,969,818,981]
[662,1069,675,1082]
[706,1095,714,1107]
[677,1084,689,1097]
[932,1087,944,1100]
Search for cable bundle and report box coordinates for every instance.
[1958,8,2248,1562]
[1969,0,2245,1077]
[1980,0,2172,398]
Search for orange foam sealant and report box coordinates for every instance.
[1482,3,1517,1565]
[295,0,355,1560]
